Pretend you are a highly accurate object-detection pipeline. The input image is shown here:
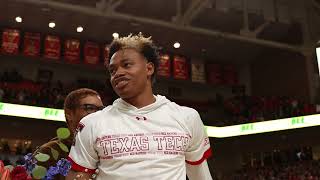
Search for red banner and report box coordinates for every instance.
[223,65,238,85]
[44,35,61,60]
[1,29,20,54]
[23,32,40,57]
[191,60,206,83]
[173,56,188,80]
[157,54,171,78]
[104,45,110,67]
[64,39,80,63]
[207,64,222,85]
[84,42,100,65]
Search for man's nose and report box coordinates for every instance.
[113,67,126,78]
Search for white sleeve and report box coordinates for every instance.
[186,160,213,180]
[184,109,212,165]
[68,117,98,174]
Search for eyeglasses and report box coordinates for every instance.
[77,104,105,114]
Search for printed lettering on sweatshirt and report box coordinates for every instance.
[96,132,191,159]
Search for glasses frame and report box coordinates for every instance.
[77,104,105,114]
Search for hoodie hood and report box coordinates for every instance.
[112,95,170,115]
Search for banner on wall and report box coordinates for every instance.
[23,32,40,57]
[64,39,80,63]
[223,65,238,85]
[191,59,206,83]
[44,35,61,60]
[157,54,171,78]
[173,55,188,80]
[1,29,20,54]
[207,64,222,85]
[84,42,100,65]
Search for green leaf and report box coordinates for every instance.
[32,165,47,179]
[57,128,70,140]
[58,142,69,152]
[34,153,50,162]
[51,147,59,160]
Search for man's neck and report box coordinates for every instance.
[123,87,156,109]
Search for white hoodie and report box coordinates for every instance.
[69,95,212,180]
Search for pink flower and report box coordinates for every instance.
[0,160,10,180]
[0,160,4,173]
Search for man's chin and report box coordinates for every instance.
[117,91,133,99]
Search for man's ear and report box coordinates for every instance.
[146,62,155,76]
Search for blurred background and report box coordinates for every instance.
[0,0,320,179]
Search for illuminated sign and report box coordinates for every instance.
[206,115,320,138]
[1,102,320,138]
[241,124,254,132]
[0,102,65,122]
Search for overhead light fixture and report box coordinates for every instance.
[15,16,22,23]
[112,32,119,39]
[49,22,55,28]
[76,26,84,33]
[173,42,181,49]
[316,41,320,76]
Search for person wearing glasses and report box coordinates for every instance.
[33,88,104,179]
[67,34,212,180]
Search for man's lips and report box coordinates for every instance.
[115,80,129,89]
[114,77,130,89]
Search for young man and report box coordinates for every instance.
[33,88,104,179]
[67,34,213,180]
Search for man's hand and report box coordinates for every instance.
[66,170,93,180]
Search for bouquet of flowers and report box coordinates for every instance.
[0,128,72,180]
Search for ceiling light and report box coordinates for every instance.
[49,22,55,28]
[316,41,320,76]
[77,26,84,33]
[15,16,22,23]
[173,42,181,49]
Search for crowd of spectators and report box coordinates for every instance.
[231,160,320,180]
[0,69,116,109]
[223,95,318,126]
[230,147,320,180]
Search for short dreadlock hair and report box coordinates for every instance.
[108,33,160,84]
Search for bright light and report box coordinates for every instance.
[173,42,181,49]
[15,16,22,23]
[317,46,320,76]
[76,26,84,33]
[0,102,65,122]
[49,22,56,28]
[112,32,119,39]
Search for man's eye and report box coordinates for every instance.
[84,105,98,111]
[86,107,96,111]
[124,63,131,67]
